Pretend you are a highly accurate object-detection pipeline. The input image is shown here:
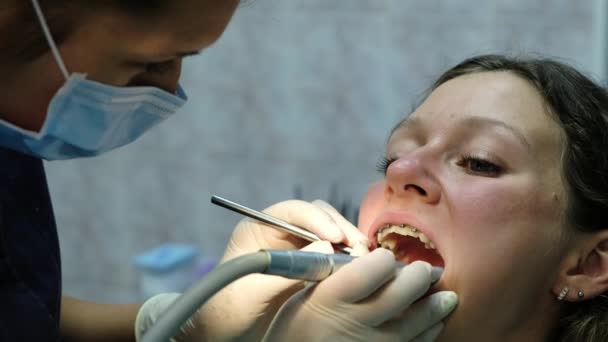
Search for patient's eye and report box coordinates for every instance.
[457,155,502,177]
[376,156,396,175]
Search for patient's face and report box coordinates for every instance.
[358,71,568,341]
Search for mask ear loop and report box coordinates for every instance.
[30,0,70,80]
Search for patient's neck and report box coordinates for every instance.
[497,296,560,342]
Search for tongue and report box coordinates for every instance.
[393,236,445,268]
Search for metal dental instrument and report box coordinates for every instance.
[211,195,353,254]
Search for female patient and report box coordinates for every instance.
[219,54,607,341]
[355,54,608,341]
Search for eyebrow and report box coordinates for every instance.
[128,50,201,64]
[175,50,201,58]
[391,115,532,150]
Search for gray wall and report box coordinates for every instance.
[46,1,598,302]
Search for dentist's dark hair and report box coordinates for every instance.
[1,0,246,63]
[0,0,170,63]
[430,54,608,342]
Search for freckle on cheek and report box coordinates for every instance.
[552,192,560,203]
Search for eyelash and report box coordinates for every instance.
[376,156,396,175]
[375,155,503,177]
[456,154,503,176]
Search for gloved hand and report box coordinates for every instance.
[135,293,197,342]
[263,248,458,342]
[195,199,370,341]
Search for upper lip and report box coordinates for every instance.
[368,210,438,251]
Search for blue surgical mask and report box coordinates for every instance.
[0,0,188,160]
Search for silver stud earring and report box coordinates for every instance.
[577,291,585,299]
[557,287,570,301]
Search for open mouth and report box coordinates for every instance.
[374,224,445,268]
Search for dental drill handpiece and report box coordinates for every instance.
[211,195,353,254]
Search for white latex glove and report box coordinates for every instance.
[136,293,215,342]
[135,293,181,342]
[195,199,370,341]
[263,248,458,342]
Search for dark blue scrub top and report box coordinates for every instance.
[0,147,62,340]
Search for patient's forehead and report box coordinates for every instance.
[405,71,564,161]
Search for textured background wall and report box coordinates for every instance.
[45,0,598,302]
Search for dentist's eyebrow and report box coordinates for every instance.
[158,50,201,60]
[128,50,201,63]
[175,50,201,58]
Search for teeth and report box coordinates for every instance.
[381,239,397,251]
[376,224,436,251]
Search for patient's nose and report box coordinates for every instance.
[385,156,441,204]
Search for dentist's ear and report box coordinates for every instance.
[553,230,608,302]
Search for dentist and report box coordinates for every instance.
[0,1,457,340]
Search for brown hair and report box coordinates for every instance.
[430,54,608,341]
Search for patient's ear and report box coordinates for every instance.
[553,231,608,302]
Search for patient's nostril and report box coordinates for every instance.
[405,184,427,196]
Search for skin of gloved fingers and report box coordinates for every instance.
[261,286,370,342]
[135,293,181,341]
[195,241,335,342]
[396,291,458,332]
[263,284,441,342]
[169,311,206,342]
[223,200,353,263]
[314,248,402,304]
[410,322,444,342]
[377,291,457,341]
[343,261,436,327]
[261,200,350,245]
[311,257,434,327]
[311,200,369,248]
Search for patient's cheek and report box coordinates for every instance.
[358,181,385,233]
[456,181,559,234]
